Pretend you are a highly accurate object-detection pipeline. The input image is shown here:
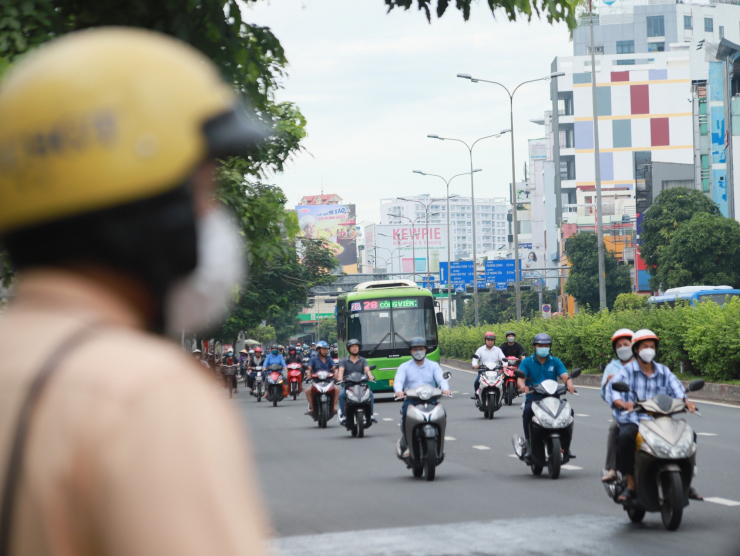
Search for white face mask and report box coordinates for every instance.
[411,350,426,361]
[164,207,245,336]
[638,348,656,364]
[616,346,633,362]
[507,337,515,343]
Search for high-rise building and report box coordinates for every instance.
[380,194,509,261]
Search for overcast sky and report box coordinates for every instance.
[245,0,574,223]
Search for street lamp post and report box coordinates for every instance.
[413,171,479,325]
[457,71,564,321]
[427,132,509,327]
[398,197,444,288]
[377,235,402,274]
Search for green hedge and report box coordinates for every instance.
[439,298,740,381]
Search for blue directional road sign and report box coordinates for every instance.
[485,259,521,287]
[439,261,475,287]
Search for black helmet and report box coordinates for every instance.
[271,344,279,350]
[506,331,516,338]
[409,337,427,349]
[532,333,552,346]
[288,344,296,352]
[346,339,360,350]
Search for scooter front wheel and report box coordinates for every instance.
[355,409,365,438]
[548,437,561,479]
[424,437,437,481]
[660,471,684,531]
[506,382,515,406]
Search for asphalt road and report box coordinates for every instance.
[230,365,740,556]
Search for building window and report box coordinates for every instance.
[588,45,604,55]
[616,40,635,54]
[648,42,665,52]
[616,59,636,65]
[684,15,692,29]
[720,26,724,39]
[705,18,713,32]
[647,16,665,37]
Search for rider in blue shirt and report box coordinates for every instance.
[263,344,286,369]
[517,333,574,461]
[393,337,450,458]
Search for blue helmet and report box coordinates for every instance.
[316,341,329,349]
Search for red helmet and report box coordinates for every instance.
[254,347,262,353]
[484,332,496,340]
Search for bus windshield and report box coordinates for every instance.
[697,293,740,306]
[347,296,438,358]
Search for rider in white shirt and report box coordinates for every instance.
[471,331,506,399]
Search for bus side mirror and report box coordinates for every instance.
[436,313,445,326]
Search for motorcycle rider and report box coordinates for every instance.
[285,344,303,365]
[247,347,266,395]
[471,332,506,399]
[336,339,377,425]
[500,331,526,360]
[607,329,699,502]
[305,341,337,416]
[517,333,575,462]
[309,342,318,358]
[394,337,451,458]
[601,329,634,483]
[221,349,238,394]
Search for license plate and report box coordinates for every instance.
[389,379,394,386]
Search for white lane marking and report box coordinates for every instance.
[696,432,717,436]
[508,454,519,458]
[705,497,740,507]
[382,418,393,421]
[472,445,490,450]
[575,413,590,417]
[561,464,582,470]
[452,391,459,394]
[397,424,400,426]
[462,393,470,395]
[445,436,456,441]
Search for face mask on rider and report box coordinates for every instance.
[638,347,656,364]
[535,347,550,358]
[164,207,245,336]
[507,336,515,343]
[411,350,426,361]
[616,346,633,362]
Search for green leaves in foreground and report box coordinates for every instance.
[384,0,579,27]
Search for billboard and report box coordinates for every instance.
[296,204,357,271]
[364,224,448,275]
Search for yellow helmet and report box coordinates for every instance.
[0,27,264,233]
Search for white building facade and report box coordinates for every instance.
[380,194,510,261]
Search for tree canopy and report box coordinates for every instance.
[564,232,631,311]
[461,287,557,325]
[640,188,720,289]
[652,212,740,290]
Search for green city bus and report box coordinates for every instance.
[336,280,444,393]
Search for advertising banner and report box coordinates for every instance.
[365,224,448,274]
[296,204,357,271]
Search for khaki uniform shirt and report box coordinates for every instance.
[0,270,267,555]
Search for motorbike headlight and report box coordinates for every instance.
[532,403,554,427]
[361,389,371,401]
[551,405,572,429]
[317,371,328,380]
[347,390,359,401]
[642,427,694,459]
[418,387,432,401]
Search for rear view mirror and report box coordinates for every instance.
[611,381,630,393]
[436,313,445,326]
[688,379,705,392]
[571,368,582,379]
[472,354,480,359]
[514,369,526,380]
[369,365,377,371]
[443,371,451,380]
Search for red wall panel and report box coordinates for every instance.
[611,71,630,82]
[650,118,669,146]
[630,84,649,114]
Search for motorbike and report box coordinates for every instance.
[395,382,450,482]
[604,379,704,531]
[286,362,304,400]
[308,368,337,428]
[512,368,581,479]
[266,364,285,407]
[502,356,521,406]
[251,365,265,401]
[340,366,377,438]
[472,354,503,419]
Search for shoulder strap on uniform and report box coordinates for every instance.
[0,322,100,556]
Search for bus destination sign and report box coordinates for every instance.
[350,298,419,311]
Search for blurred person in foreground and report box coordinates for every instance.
[0,28,269,555]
